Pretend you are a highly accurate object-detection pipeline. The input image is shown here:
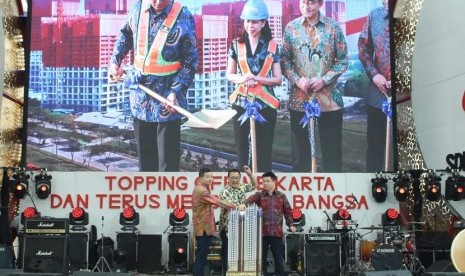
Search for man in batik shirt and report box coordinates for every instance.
[110,0,199,172]
[358,0,392,172]
[281,0,348,172]
[242,171,295,275]
[218,166,257,275]
[192,168,235,276]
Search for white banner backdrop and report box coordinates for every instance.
[20,172,399,265]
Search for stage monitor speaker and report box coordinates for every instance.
[137,234,162,273]
[23,235,68,274]
[362,271,413,276]
[285,233,304,271]
[72,272,134,276]
[426,260,458,273]
[69,232,89,271]
[305,234,341,276]
[116,232,137,271]
[169,233,189,274]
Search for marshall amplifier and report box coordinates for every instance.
[305,233,341,276]
[306,233,341,242]
[25,218,70,234]
[23,235,68,274]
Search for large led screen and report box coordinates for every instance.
[26,0,394,172]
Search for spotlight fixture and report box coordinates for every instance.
[445,175,465,201]
[291,208,306,231]
[425,174,442,201]
[11,173,29,199]
[169,207,189,230]
[21,206,40,225]
[119,206,139,231]
[372,175,388,203]
[333,208,351,220]
[393,175,410,202]
[382,208,400,226]
[69,207,89,231]
[35,173,52,199]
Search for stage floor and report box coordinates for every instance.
[0,270,181,276]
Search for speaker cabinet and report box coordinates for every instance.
[168,233,189,274]
[305,233,341,276]
[362,271,413,276]
[137,234,162,273]
[116,232,137,271]
[69,232,89,271]
[285,233,304,272]
[23,235,68,274]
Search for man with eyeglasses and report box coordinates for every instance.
[281,0,348,172]
[218,165,257,276]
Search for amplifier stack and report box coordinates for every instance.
[23,218,70,274]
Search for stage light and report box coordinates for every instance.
[169,207,189,229]
[11,174,29,199]
[445,175,465,201]
[35,173,52,199]
[333,208,351,220]
[119,206,139,230]
[425,175,442,201]
[21,206,40,225]
[69,207,89,229]
[382,208,399,226]
[393,175,409,202]
[371,176,388,203]
[291,208,306,231]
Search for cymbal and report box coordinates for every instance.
[360,226,383,230]
[408,221,426,224]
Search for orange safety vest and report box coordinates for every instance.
[134,2,183,76]
[229,40,280,109]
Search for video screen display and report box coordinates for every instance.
[26,0,393,172]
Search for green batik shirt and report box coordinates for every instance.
[218,183,254,232]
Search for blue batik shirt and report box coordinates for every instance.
[111,0,199,122]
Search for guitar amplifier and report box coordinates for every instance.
[25,218,70,235]
[305,233,341,275]
[306,233,340,243]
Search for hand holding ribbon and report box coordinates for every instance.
[300,99,321,127]
[238,101,267,125]
[382,98,392,119]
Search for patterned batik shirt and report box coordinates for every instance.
[244,190,294,237]
[111,0,199,122]
[358,6,391,110]
[281,12,348,112]
[192,183,235,236]
[218,183,255,232]
[228,37,281,110]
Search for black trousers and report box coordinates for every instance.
[262,236,285,276]
[366,105,388,172]
[133,117,181,172]
[290,109,343,172]
[220,230,228,276]
[232,105,277,172]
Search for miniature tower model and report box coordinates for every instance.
[227,204,262,275]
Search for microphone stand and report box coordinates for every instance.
[92,216,112,272]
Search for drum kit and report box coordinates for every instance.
[340,222,426,276]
